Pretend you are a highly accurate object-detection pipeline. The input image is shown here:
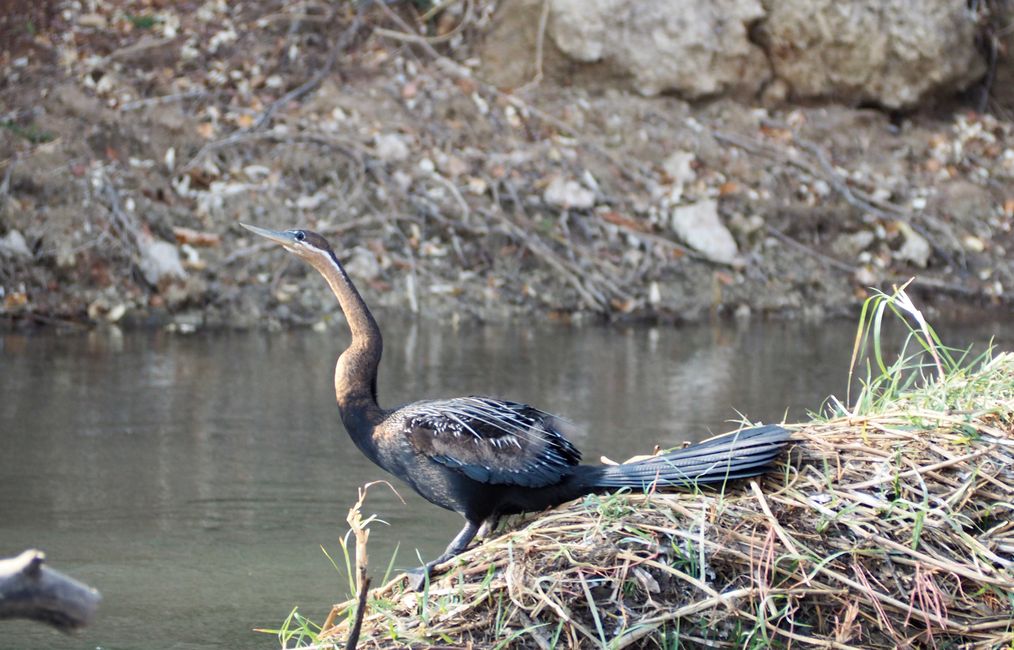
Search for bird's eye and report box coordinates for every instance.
[294,231,306,242]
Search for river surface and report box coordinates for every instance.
[1,316,1008,649]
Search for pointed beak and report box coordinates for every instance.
[240,223,298,247]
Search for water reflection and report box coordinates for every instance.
[0,315,1007,649]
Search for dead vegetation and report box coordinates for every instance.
[272,290,1013,648]
[315,398,1012,647]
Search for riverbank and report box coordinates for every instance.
[2,2,1014,330]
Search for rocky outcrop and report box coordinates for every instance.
[549,0,769,98]
[755,0,985,109]
[478,0,987,109]
[989,2,1014,111]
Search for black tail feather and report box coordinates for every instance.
[592,424,790,489]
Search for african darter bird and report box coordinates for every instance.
[242,224,790,587]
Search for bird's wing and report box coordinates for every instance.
[397,396,582,487]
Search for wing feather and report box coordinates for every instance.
[397,396,582,487]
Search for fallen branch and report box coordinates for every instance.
[0,549,101,631]
[766,225,857,274]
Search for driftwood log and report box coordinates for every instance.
[0,549,100,631]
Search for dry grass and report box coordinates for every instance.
[301,349,1014,649]
[274,287,1014,649]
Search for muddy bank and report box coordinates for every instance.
[1,2,1012,331]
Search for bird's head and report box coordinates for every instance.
[240,223,336,270]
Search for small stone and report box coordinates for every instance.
[760,77,790,105]
[374,133,410,163]
[106,304,127,323]
[296,191,327,210]
[896,221,932,265]
[55,241,77,269]
[669,199,739,265]
[648,281,661,305]
[854,266,878,286]
[137,234,186,286]
[0,230,32,259]
[466,177,488,195]
[543,176,595,210]
[392,171,413,191]
[729,213,765,238]
[439,155,469,178]
[78,13,107,28]
[963,235,986,252]
[895,222,931,267]
[174,312,201,334]
[662,151,696,186]
[832,231,876,259]
[87,298,109,321]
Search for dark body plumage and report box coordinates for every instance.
[242,224,791,585]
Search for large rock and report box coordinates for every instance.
[549,0,769,98]
[477,0,768,98]
[990,3,1014,112]
[756,0,985,109]
[478,0,986,108]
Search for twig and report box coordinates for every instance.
[717,127,964,269]
[0,153,15,213]
[495,187,607,311]
[750,480,804,559]
[766,225,856,274]
[530,577,600,645]
[577,571,607,648]
[119,90,209,111]
[613,587,753,646]
[373,0,473,46]
[106,36,176,63]
[518,0,551,89]
[839,444,989,488]
[99,172,145,267]
[418,0,464,23]
[891,274,1014,303]
[344,576,370,650]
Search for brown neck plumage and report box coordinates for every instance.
[311,250,384,419]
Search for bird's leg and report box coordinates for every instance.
[406,520,479,591]
[476,514,500,540]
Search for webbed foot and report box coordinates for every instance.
[405,563,437,592]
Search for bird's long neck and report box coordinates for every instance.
[315,251,384,438]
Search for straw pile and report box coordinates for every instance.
[317,353,1014,649]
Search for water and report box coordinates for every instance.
[0,316,1007,649]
